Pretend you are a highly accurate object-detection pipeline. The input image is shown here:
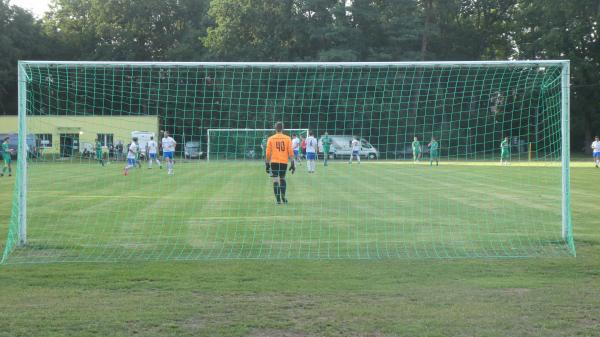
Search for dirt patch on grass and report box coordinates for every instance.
[501,288,530,296]
[245,329,309,337]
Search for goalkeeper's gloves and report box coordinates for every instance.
[265,162,271,174]
[289,161,296,174]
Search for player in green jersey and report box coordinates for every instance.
[95,138,105,166]
[134,143,142,169]
[500,136,511,166]
[260,135,268,159]
[321,132,332,166]
[412,136,422,162]
[428,136,439,167]
[1,137,12,177]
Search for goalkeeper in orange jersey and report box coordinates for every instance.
[265,122,296,204]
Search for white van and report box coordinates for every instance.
[131,131,155,155]
[318,135,379,160]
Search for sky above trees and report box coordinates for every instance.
[9,0,50,17]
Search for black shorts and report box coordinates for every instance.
[270,162,287,178]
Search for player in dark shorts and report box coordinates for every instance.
[265,122,296,204]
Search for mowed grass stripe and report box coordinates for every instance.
[3,160,573,262]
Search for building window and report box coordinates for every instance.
[97,133,114,147]
[37,134,52,148]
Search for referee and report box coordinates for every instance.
[265,122,296,204]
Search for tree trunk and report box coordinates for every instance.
[421,0,433,61]
[583,109,592,154]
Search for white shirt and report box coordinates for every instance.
[592,141,600,153]
[306,136,317,153]
[292,137,300,150]
[127,142,138,159]
[162,137,176,152]
[351,139,361,151]
[146,140,158,154]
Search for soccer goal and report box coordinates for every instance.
[206,129,308,161]
[1,60,574,263]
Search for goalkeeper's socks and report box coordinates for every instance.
[279,179,287,199]
[273,182,281,203]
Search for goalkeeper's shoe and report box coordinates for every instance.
[281,197,288,204]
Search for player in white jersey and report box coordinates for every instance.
[291,134,301,166]
[349,136,361,164]
[592,136,600,168]
[124,137,138,176]
[162,131,177,175]
[305,130,318,173]
[146,136,161,169]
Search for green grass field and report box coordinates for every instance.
[1,159,599,336]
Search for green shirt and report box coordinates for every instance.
[261,138,267,152]
[501,139,510,152]
[412,140,421,152]
[429,141,439,152]
[322,136,332,151]
[95,141,102,153]
[2,142,9,158]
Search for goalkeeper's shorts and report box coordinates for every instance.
[270,162,288,178]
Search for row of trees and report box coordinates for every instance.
[1,0,599,151]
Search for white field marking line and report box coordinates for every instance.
[188,215,297,221]
[366,161,588,167]
[28,193,232,200]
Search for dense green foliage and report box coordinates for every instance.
[21,62,564,158]
[1,0,599,150]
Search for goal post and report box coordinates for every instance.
[1,60,575,263]
[207,128,309,162]
[560,61,573,251]
[18,62,28,247]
